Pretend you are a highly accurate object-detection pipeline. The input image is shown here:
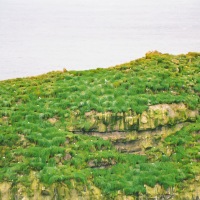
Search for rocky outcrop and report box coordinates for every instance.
[0,172,103,200]
[70,103,198,155]
[72,103,198,133]
[138,103,197,130]
[90,123,187,154]
[1,176,199,200]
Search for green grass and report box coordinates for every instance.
[0,52,199,197]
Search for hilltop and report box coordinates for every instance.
[0,51,199,199]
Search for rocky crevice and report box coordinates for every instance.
[81,122,187,155]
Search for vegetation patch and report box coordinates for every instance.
[0,52,199,198]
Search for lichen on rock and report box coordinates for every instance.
[72,103,198,133]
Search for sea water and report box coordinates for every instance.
[0,0,200,80]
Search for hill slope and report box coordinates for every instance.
[0,51,200,199]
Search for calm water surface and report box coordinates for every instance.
[0,0,200,80]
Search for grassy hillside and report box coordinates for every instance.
[0,51,199,199]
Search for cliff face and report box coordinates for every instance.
[0,172,103,200]
[72,103,198,155]
[90,123,186,154]
[72,103,198,133]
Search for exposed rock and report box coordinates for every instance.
[140,113,148,124]
[48,117,57,124]
[88,123,187,154]
[0,171,104,200]
[138,103,195,130]
[88,158,116,168]
[145,184,165,198]
[0,182,11,200]
[64,153,72,160]
[72,103,198,133]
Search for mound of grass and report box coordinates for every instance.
[0,52,199,197]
